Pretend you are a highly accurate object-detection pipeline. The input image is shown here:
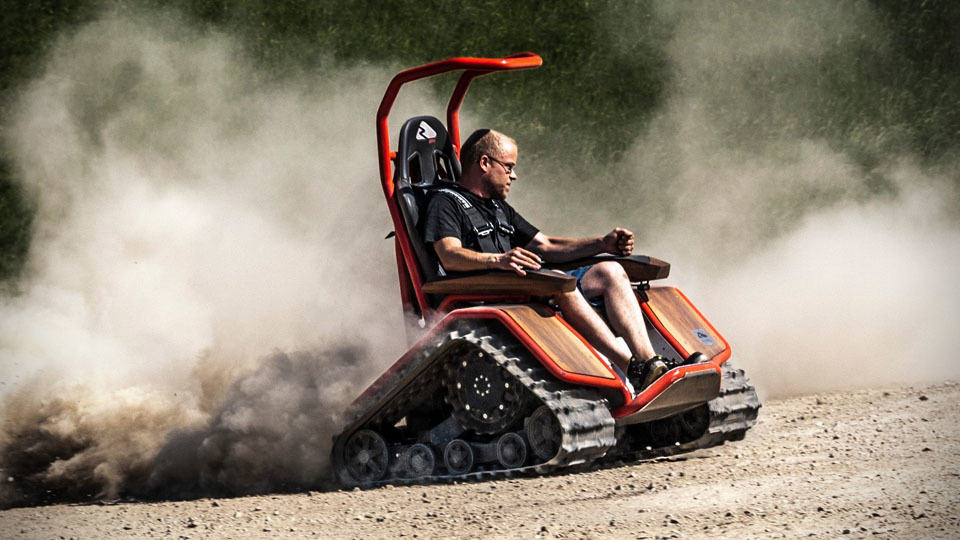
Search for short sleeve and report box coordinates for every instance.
[423,192,466,244]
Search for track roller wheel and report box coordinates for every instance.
[524,405,561,461]
[647,417,681,448]
[496,432,527,469]
[402,443,436,478]
[443,439,474,474]
[344,429,389,484]
[677,404,710,443]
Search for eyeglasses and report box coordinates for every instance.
[485,155,517,175]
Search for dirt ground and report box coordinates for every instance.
[1,381,958,539]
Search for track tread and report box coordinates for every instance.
[333,322,616,487]
[615,361,760,461]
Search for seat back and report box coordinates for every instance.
[393,116,462,285]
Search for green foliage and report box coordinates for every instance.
[0,0,957,282]
[694,0,959,174]
[872,0,960,159]
[0,159,34,287]
[0,1,97,93]
[145,0,671,159]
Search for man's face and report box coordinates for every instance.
[480,141,518,200]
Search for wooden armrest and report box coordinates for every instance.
[544,254,670,282]
[421,269,576,296]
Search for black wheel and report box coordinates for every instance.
[445,346,525,434]
[343,429,389,483]
[524,406,561,461]
[443,439,474,474]
[402,443,436,478]
[647,417,681,448]
[496,432,527,469]
[677,404,710,442]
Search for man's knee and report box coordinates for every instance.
[589,261,629,287]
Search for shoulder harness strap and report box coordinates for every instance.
[436,188,504,253]
[490,201,515,253]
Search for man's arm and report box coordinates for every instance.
[526,228,635,263]
[434,237,544,276]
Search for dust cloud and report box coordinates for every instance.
[699,174,960,398]
[636,2,960,398]
[146,347,368,498]
[0,11,427,506]
[513,1,960,398]
[1,1,958,507]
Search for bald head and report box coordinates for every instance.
[460,129,516,170]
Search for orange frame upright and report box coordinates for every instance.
[375,53,543,319]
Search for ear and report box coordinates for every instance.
[477,154,491,172]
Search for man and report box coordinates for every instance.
[423,129,668,393]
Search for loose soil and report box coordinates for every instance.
[2,382,958,539]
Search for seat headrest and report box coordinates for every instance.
[395,116,461,188]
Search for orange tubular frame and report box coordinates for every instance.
[374,54,730,419]
[376,53,542,319]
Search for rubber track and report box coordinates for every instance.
[698,362,761,445]
[620,361,760,460]
[337,323,617,487]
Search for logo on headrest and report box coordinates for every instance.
[416,121,437,141]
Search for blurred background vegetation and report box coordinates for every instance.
[1,0,957,284]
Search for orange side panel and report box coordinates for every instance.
[344,305,629,420]
[500,305,616,380]
[643,287,729,361]
[614,287,730,418]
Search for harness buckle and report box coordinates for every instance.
[474,225,494,238]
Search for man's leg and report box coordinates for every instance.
[552,288,633,371]
[579,261,657,362]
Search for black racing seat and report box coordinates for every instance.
[393,116,461,284]
[391,116,669,319]
[392,117,577,311]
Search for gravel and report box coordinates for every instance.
[1,382,958,539]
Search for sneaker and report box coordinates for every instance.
[639,358,669,390]
[627,355,669,392]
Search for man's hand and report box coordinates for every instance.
[494,247,543,276]
[602,228,634,257]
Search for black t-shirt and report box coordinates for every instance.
[423,187,539,254]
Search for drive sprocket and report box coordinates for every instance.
[443,343,526,434]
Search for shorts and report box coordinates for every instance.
[564,265,604,307]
